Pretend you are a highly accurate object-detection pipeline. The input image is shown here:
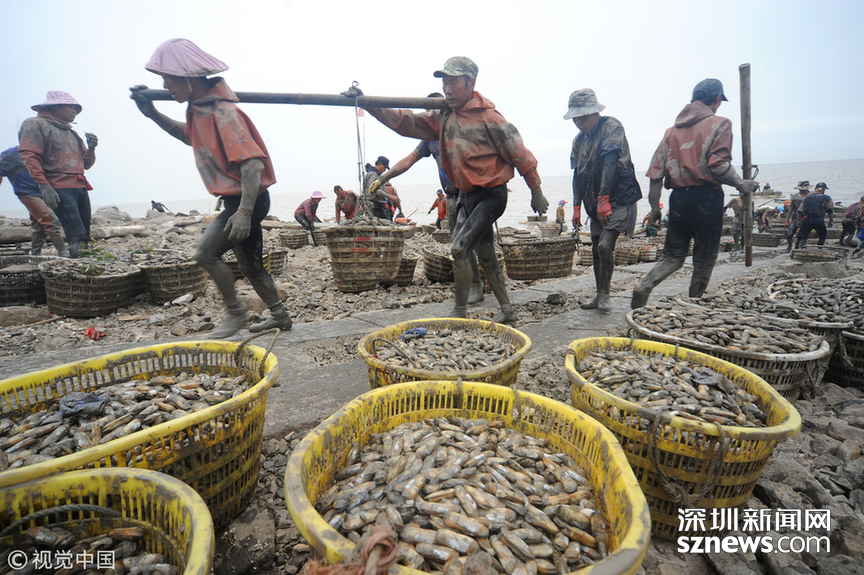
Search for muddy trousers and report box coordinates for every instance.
[18,195,68,255]
[798,216,827,248]
[841,220,856,246]
[53,188,91,257]
[591,229,620,295]
[451,185,508,309]
[636,185,723,299]
[195,191,284,313]
[446,192,482,294]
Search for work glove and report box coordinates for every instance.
[649,206,662,224]
[597,196,612,225]
[40,183,60,209]
[368,177,386,196]
[572,205,582,228]
[738,180,759,195]
[129,85,156,117]
[530,186,549,215]
[85,132,98,150]
[224,210,252,242]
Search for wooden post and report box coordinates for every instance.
[739,64,753,266]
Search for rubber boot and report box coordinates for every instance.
[250,304,293,333]
[49,227,69,258]
[208,304,247,339]
[631,258,682,309]
[31,227,46,255]
[596,291,612,312]
[467,252,484,304]
[580,294,601,309]
[493,304,517,324]
[450,305,467,319]
[688,269,714,299]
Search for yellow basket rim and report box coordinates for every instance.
[283,380,650,575]
[626,310,832,363]
[356,317,533,380]
[566,337,801,440]
[0,467,214,575]
[0,340,279,490]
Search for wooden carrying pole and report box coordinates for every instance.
[133,89,449,110]
[739,64,753,266]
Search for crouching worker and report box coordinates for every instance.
[130,38,292,338]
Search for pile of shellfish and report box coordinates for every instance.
[317,417,612,574]
[372,329,517,372]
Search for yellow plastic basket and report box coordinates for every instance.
[357,318,532,389]
[0,468,213,575]
[566,337,802,539]
[284,381,650,575]
[0,341,279,529]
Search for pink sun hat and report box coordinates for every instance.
[145,38,228,78]
[311,191,325,199]
[31,90,82,113]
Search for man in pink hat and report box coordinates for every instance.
[294,191,324,232]
[18,90,98,258]
[130,38,292,337]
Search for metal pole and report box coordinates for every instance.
[132,89,449,109]
[739,63,753,267]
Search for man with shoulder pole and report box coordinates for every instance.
[631,78,758,309]
[364,56,549,323]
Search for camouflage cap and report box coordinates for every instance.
[795,180,811,191]
[563,88,606,120]
[433,57,478,79]
[692,78,728,103]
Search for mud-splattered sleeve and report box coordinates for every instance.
[17,119,48,185]
[213,104,267,165]
[366,108,440,141]
[706,118,734,170]
[486,116,541,189]
[645,133,669,181]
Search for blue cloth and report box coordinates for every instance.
[0,146,41,197]
[415,140,455,193]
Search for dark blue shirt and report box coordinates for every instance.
[0,146,41,197]
[800,193,834,219]
[415,140,455,192]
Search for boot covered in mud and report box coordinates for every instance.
[450,305,467,319]
[208,304,247,339]
[49,227,69,258]
[493,304,517,324]
[250,304,293,333]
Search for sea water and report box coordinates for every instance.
[45,158,864,227]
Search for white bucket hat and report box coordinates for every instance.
[31,90,82,113]
[145,38,228,77]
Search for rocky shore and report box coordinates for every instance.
[1,206,863,575]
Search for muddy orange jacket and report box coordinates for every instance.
[18,110,95,189]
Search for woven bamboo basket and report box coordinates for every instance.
[400,225,417,239]
[539,223,559,237]
[137,260,208,303]
[39,260,141,318]
[614,247,631,266]
[580,247,594,266]
[284,381,651,575]
[432,229,451,244]
[0,255,59,305]
[825,330,864,389]
[382,251,419,286]
[501,236,576,280]
[790,247,846,262]
[311,230,327,246]
[223,251,272,281]
[324,225,406,293]
[422,244,454,283]
[626,310,831,401]
[639,244,658,262]
[278,229,309,249]
[752,233,783,247]
[267,247,289,276]
[567,337,801,539]
[627,245,640,264]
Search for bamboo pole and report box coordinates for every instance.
[132,89,448,109]
[739,64,753,266]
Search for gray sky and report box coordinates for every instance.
[1,0,862,214]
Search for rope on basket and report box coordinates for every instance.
[648,414,728,510]
[301,525,396,575]
[235,328,282,377]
